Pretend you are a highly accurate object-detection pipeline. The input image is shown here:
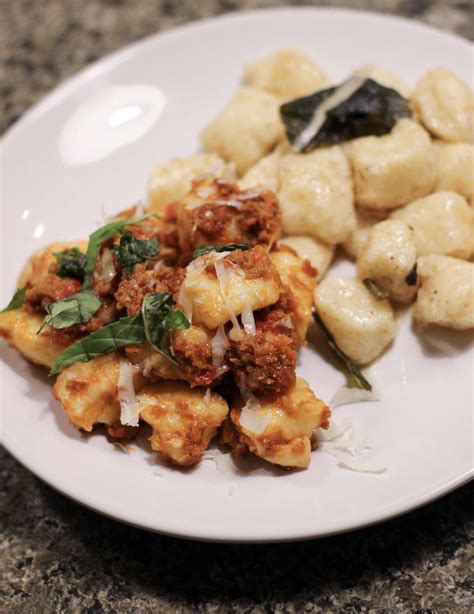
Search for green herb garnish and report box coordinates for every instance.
[49,315,145,375]
[1,287,26,312]
[117,230,159,273]
[54,248,87,281]
[313,311,372,391]
[141,292,190,364]
[38,290,101,333]
[192,242,249,260]
[363,279,391,301]
[405,263,418,286]
[82,214,156,289]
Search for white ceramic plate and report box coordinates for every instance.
[1,8,473,542]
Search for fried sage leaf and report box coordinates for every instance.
[38,290,101,333]
[117,230,160,273]
[54,248,87,281]
[405,263,418,286]
[192,242,249,260]
[49,315,145,375]
[313,311,372,391]
[280,77,412,152]
[363,279,391,301]
[1,287,26,312]
[141,292,190,364]
[82,214,156,289]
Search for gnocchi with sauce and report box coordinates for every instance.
[2,48,473,474]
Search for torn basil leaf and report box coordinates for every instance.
[192,242,249,260]
[1,287,26,312]
[141,292,190,364]
[117,230,159,273]
[54,248,87,281]
[280,77,412,152]
[363,279,391,300]
[38,290,101,333]
[405,263,418,286]
[82,214,157,289]
[313,311,372,391]
[49,315,145,375]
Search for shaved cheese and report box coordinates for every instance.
[240,399,272,435]
[276,315,294,329]
[134,200,145,218]
[118,360,141,426]
[214,259,243,340]
[330,386,380,408]
[241,304,256,336]
[294,75,366,151]
[203,387,211,405]
[211,325,230,375]
[97,248,116,283]
[317,416,353,442]
[325,449,386,474]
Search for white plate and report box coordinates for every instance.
[1,8,473,542]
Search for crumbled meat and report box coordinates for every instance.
[25,274,81,312]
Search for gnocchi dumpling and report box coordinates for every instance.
[434,142,474,204]
[17,241,88,288]
[354,64,411,98]
[200,86,284,175]
[178,246,281,330]
[412,68,474,143]
[357,220,418,303]
[348,119,436,210]
[138,381,229,466]
[53,353,134,432]
[244,48,330,100]
[414,256,474,330]
[390,191,473,259]
[270,245,317,343]
[230,378,330,468]
[0,307,74,369]
[147,153,234,214]
[238,148,281,192]
[278,146,355,244]
[278,235,335,283]
[314,277,397,364]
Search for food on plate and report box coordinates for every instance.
[356,220,418,303]
[413,256,474,330]
[390,191,473,259]
[347,119,436,210]
[2,48,473,472]
[412,68,474,143]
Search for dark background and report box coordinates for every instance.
[1,1,472,612]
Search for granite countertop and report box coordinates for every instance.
[1,1,473,612]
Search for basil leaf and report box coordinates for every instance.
[117,230,159,273]
[49,315,145,375]
[141,292,190,364]
[54,248,87,281]
[38,290,101,333]
[2,287,26,312]
[192,242,249,260]
[363,279,391,300]
[405,263,418,286]
[313,311,372,391]
[82,214,156,289]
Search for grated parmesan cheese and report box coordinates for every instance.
[211,325,230,375]
[330,385,380,408]
[97,248,116,283]
[241,304,256,336]
[118,360,141,427]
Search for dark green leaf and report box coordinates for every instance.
[1,287,26,312]
[192,242,249,260]
[405,262,418,286]
[117,230,159,273]
[313,311,372,391]
[38,290,101,333]
[280,77,412,152]
[49,315,145,375]
[141,292,190,364]
[82,214,157,289]
[363,279,391,300]
[54,248,87,280]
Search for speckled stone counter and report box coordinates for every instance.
[1,1,473,612]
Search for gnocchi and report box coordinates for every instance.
[278,235,335,282]
[434,142,474,204]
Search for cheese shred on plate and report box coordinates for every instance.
[118,359,141,427]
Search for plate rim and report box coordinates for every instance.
[1,6,473,543]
